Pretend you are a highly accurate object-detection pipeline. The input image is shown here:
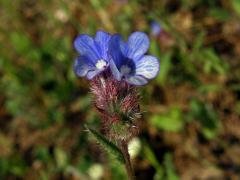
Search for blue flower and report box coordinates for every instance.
[150,21,162,37]
[109,32,160,85]
[73,30,111,79]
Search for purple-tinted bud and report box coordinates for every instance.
[150,21,162,37]
[90,70,140,142]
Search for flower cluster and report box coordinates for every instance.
[73,30,159,142]
[73,30,159,86]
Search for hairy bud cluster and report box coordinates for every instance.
[90,71,141,142]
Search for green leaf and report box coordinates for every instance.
[198,84,222,94]
[150,39,161,58]
[156,52,172,85]
[108,161,127,180]
[232,0,240,16]
[10,32,32,54]
[202,49,228,75]
[164,153,179,180]
[77,155,92,173]
[143,142,164,179]
[192,32,205,53]
[54,147,68,169]
[0,158,9,178]
[34,146,52,163]
[150,107,184,132]
[189,100,221,139]
[85,125,125,163]
[209,8,230,20]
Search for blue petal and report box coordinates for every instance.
[124,32,150,60]
[74,34,101,62]
[109,34,125,68]
[73,56,95,77]
[125,75,148,86]
[95,30,111,60]
[134,55,160,79]
[86,70,101,80]
[109,58,121,81]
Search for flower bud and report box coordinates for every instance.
[90,70,140,142]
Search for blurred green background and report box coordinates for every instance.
[0,0,240,179]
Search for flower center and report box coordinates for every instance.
[96,59,107,70]
[120,65,131,75]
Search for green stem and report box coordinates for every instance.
[120,140,135,180]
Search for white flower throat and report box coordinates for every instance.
[120,65,131,75]
[96,59,107,70]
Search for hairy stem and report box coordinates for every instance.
[120,140,135,180]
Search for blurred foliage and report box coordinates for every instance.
[150,107,184,132]
[0,0,240,179]
[143,142,164,179]
[188,99,221,139]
